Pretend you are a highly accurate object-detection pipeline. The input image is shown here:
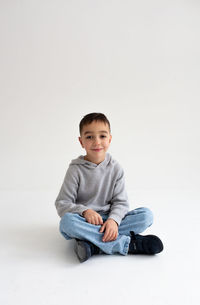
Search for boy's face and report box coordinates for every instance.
[78,121,112,164]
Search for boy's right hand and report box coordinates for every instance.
[82,209,103,225]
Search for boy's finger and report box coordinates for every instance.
[94,217,99,225]
[106,229,117,242]
[95,216,101,225]
[99,223,105,233]
[102,228,110,242]
[97,216,103,225]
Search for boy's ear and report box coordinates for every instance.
[78,137,84,148]
[109,134,112,144]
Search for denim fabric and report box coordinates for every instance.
[59,207,153,256]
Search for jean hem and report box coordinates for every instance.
[123,236,131,255]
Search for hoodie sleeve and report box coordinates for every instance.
[108,167,130,225]
[55,166,89,218]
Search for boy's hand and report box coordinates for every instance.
[82,209,103,225]
[99,219,118,242]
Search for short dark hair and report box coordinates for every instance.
[79,113,111,135]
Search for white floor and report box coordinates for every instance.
[0,189,200,305]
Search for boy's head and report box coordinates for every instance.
[79,113,111,136]
[78,113,112,164]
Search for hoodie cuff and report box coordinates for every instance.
[80,207,90,216]
[108,214,121,226]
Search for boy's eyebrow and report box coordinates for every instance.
[83,130,108,135]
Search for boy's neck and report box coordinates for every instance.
[84,154,106,165]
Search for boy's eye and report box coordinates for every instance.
[86,135,106,139]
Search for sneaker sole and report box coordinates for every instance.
[74,240,91,263]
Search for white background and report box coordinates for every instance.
[0,1,200,305]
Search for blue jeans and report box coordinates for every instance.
[59,207,153,256]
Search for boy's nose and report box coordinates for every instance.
[94,137,101,144]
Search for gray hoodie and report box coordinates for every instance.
[55,152,130,225]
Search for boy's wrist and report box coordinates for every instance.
[82,210,87,216]
[108,217,119,226]
[108,214,121,226]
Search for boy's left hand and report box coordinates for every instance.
[99,219,118,242]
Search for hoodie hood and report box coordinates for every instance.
[70,152,112,169]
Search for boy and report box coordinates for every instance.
[55,113,163,262]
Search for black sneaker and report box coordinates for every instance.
[128,231,164,255]
[74,239,100,263]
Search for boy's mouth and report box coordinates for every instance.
[92,149,103,152]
